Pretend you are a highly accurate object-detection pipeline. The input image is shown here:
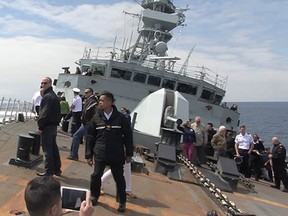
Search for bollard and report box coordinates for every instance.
[28,131,41,155]
[16,134,34,161]
[18,113,25,122]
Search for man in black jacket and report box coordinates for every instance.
[85,91,133,212]
[67,88,98,160]
[37,77,61,176]
[269,137,288,192]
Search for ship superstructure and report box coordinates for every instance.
[55,0,239,131]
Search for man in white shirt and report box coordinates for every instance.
[70,88,83,133]
[32,91,42,116]
[234,125,254,178]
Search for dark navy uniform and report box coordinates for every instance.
[85,105,133,204]
[272,143,288,190]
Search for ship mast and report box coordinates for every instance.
[126,0,186,67]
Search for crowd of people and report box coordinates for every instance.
[177,117,288,193]
[27,76,287,215]
[28,76,135,214]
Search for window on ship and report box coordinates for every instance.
[133,72,147,83]
[213,94,223,105]
[147,75,161,86]
[91,65,105,76]
[162,79,176,90]
[82,66,90,73]
[201,89,214,101]
[111,68,132,80]
[176,82,198,95]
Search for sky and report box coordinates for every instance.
[0,0,287,102]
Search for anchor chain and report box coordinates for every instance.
[178,155,243,216]
[206,161,256,191]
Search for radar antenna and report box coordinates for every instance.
[179,45,196,76]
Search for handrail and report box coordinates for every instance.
[0,97,35,124]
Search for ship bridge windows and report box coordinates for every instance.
[91,65,105,76]
[213,94,223,105]
[162,79,175,90]
[81,65,90,73]
[111,68,132,80]
[147,75,161,86]
[201,89,215,101]
[176,82,198,95]
[133,72,147,83]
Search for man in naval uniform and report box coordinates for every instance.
[269,137,288,192]
[85,91,133,212]
[70,88,82,133]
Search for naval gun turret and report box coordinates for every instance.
[131,88,189,177]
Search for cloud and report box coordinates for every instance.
[0,15,54,36]
[1,0,141,41]
[0,0,287,102]
[0,36,90,100]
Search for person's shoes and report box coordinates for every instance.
[100,190,105,195]
[36,172,53,176]
[67,155,79,161]
[282,188,288,193]
[126,192,137,198]
[270,185,280,189]
[91,196,98,206]
[117,202,126,213]
[54,170,62,177]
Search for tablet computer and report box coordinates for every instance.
[61,186,88,212]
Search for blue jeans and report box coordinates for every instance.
[70,124,86,157]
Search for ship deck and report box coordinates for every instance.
[0,120,287,216]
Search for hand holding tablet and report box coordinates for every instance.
[61,186,89,212]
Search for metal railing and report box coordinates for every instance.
[0,97,35,124]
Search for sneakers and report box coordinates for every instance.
[126,192,137,199]
[100,190,105,195]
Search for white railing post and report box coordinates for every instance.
[2,98,12,124]
[10,99,17,122]
[23,101,28,121]
[15,100,21,123]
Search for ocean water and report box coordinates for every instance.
[235,102,288,151]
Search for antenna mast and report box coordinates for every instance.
[179,45,196,76]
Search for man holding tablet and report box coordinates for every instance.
[24,176,94,216]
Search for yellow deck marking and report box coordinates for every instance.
[100,194,150,214]
[0,189,27,215]
[0,155,73,214]
[234,192,288,209]
[60,155,73,171]
[161,209,191,216]
[0,175,8,181]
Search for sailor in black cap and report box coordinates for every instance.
[269,137,288,192]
